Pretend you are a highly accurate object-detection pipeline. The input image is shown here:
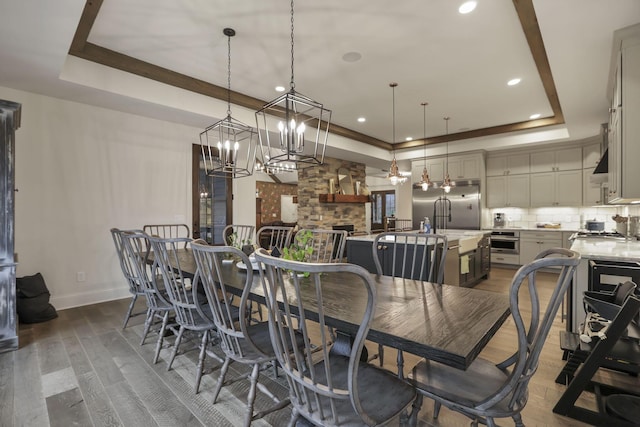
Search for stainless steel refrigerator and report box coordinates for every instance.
[412,182,481,231]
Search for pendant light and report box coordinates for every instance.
[417,102,432,191]
[255,0,332,170]
[442,116,455,193]
[387,82,407,186]
[199,28,257,178]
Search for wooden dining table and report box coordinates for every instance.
[159,248,511,371]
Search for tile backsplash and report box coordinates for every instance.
[488,205,640,231]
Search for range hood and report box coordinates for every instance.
[593,148,608,174]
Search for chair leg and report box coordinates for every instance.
[287,408,300,427]
[378,343,384,367]
[213,357,231,403]
[167,326,185,371]
[513,413,524,427]
[153,311,169,364]
[194,330,209,394]
[433,401,441,419]
[397,349,405,379]
[486,417,497,427]
[122,294,138,329]
[244,363,260,427]
[140,308,154,345]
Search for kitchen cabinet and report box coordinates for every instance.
[530,147,582,173]
[529,170,582,207]
[607,34,640,203]
[486,174,530,208]
[491,252,520,265]
[583,168,605,206]
[446,153,482,180]
[426,158,445,182]
[519,231,562,265]
[486,153,529,176]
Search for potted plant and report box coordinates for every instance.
[282,230,314,277]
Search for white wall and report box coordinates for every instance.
[2,86,199,309]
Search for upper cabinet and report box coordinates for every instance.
[486,153,529,176]
[412,153,482,185]
[486,174,530,208]
[530,170,582,207]
[530,147,582,173]
[582,142,602,169]
[446,154,481,181]
[608,30,640,204]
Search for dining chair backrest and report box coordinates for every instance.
[119,230,172,311]
[222,224,255,250]
[191,242,268,362]
[148,236,203,328]
[495,248,580,412]
[144,224,190,247]
[256,225,293,251]
[254,248,381,425]
[295,228,348,263]
[373,232,448,283]
[111,228,145,296]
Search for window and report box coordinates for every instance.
[371,190,395,231]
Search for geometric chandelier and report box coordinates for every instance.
[255,0,331,170]
[200,28,257,178]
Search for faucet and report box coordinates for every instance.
[432,196,452,233]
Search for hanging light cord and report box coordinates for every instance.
[391,82,397,155]
[226,31,232,116]
[422,102,428,166]
[290,0,295,91]
[444,116,450,172]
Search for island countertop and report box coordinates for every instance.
[347,229,490,245]
[570,237,640,262]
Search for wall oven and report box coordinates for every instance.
[490,231,520,254]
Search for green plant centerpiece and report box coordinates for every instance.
[282,230,314,277]
[226,231,253,260]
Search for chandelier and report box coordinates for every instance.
[255,0,331,170]
[417,102,432,191]
[387,83,407,185]
[199,28,257,178]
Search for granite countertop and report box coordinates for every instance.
[347,229,490,252]
[570,237,640,262]
[487,227,579,233]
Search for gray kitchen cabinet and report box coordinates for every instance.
[519,231,562,265]
[607,30,640,204]
[582,142,601,169]
[446,153,482,180]
[583,168,604,206]
[530,147,582,173]
[486,174,530,208]
[529,170,582,207]
[486,153,530,176]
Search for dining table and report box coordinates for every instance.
[155,248,511,371]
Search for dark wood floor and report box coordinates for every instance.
[1,267,624,426]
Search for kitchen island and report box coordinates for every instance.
[346,229,491,287]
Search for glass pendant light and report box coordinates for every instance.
[199,28,257,178]
[255,0,331,170]
[442,116,455,193]
[417,102,432,191]
[387,82,407,186]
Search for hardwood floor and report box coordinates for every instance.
[1,267,626,426]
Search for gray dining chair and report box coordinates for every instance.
[256,225,293,251]
[110,228,147,329]
[144,223,190,248]
[191,242,294,427]
[295,228,348,263]
[409,248,580,427]
[148,235,221,394]
[372,232,448,375]
[222,224,255,250]
[254,248,420,426]
[119,230,177,363]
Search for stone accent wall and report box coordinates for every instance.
[297,157,367,232]
[256,182,298,225]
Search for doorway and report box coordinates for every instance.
[191,145,232,245]
[371,190,395,231]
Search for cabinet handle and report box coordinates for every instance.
[609,107,616,113]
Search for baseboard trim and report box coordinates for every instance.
[51,287,131,310]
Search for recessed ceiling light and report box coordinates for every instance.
[275,86,285,92]
[405,137,413,141]
[357,117,366,123]
[342,51,362,62]
[507,78,521,86]
[459,1,477,14]
[529,113,541,119]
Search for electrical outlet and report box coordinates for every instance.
[76,271,86,282]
